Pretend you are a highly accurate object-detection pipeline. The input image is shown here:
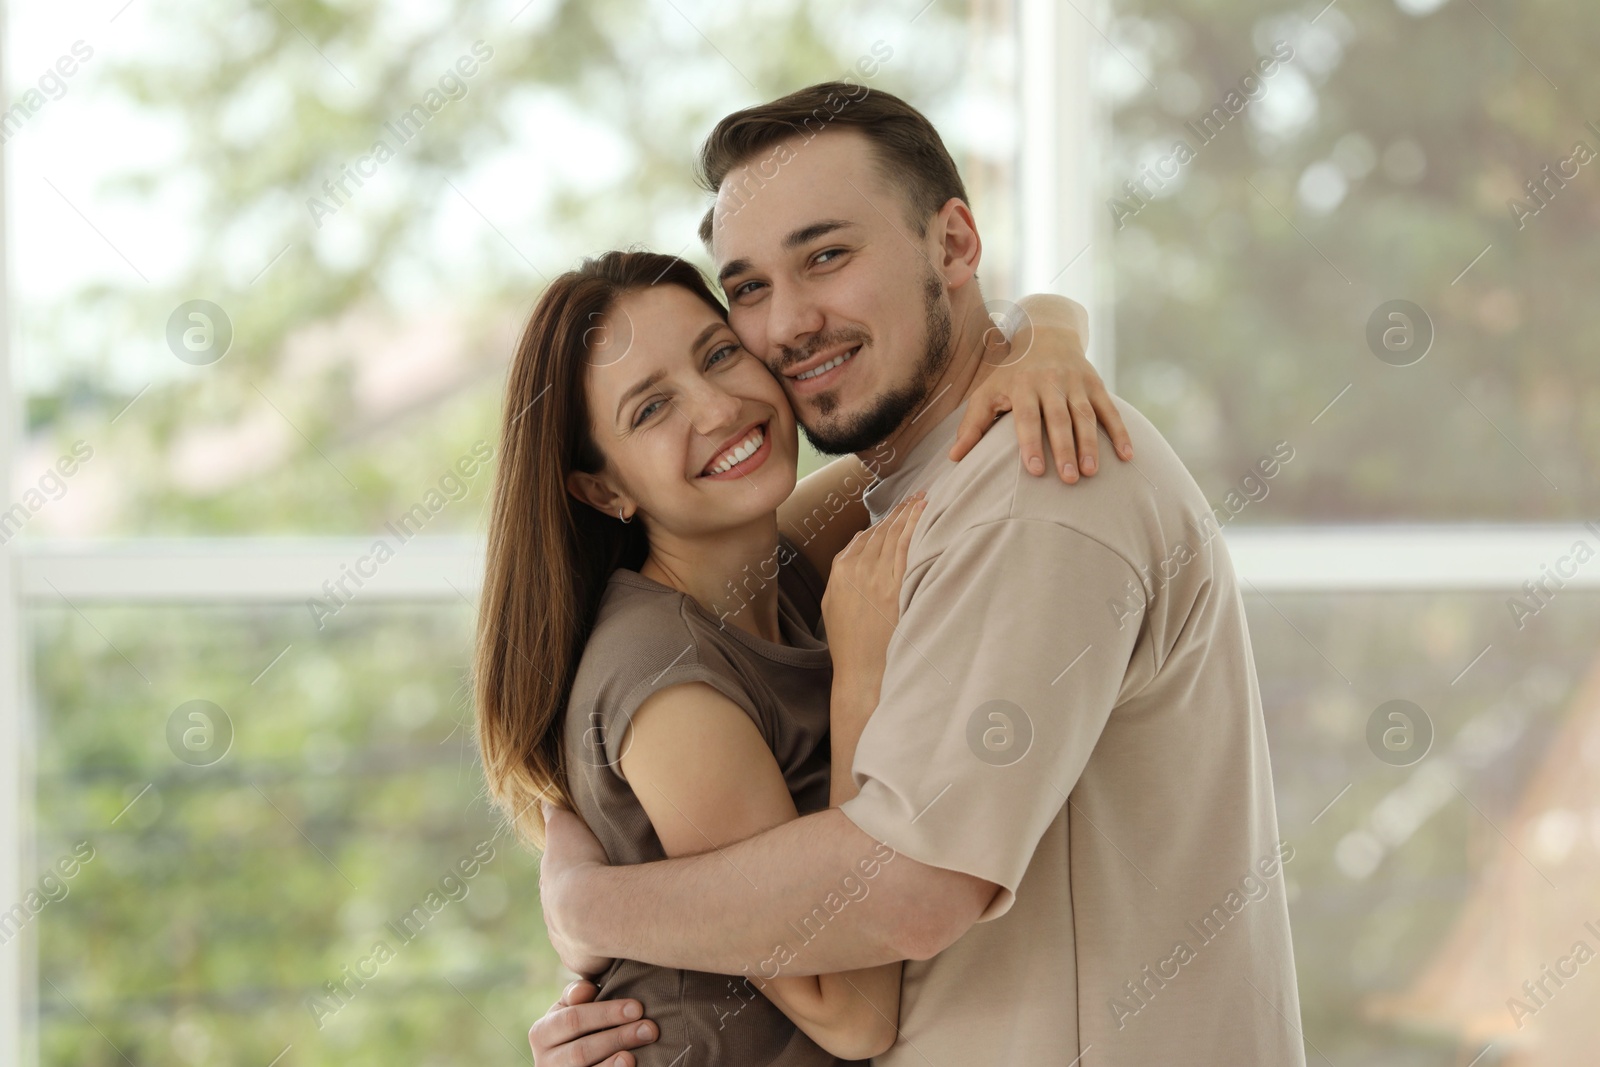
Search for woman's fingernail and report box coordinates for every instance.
[623,1001,641,1019]
[1082,458,1096,474]
[1028,456,1044,474]
[637,1022,656,1040]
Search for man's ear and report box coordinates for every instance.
[566,469,634,520]
[932,197,982,291]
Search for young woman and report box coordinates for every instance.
[475,250,1125,1066]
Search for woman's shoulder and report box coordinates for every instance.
[578,571,706,682]
[565,571,769,774]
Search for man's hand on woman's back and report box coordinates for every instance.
[529,979,658,1067]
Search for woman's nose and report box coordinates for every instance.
[681,383,744,439]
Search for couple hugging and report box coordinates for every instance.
[473,81,1304,1067]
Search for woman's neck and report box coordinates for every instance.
[636,513,787,644]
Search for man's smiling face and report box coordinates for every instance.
[710,128,957,456]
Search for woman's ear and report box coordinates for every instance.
[566,469,634,520]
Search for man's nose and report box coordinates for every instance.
[767,283,824,359]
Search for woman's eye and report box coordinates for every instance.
[633,399,665,427]
[707,343,739,367]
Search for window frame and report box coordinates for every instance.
[1,3,1591,1064]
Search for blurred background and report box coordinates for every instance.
[2,0,1596,1064]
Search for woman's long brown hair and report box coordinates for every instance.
[475,250,728,849]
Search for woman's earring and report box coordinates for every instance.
[617,507,631,524]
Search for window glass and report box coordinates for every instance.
[1247,590,1600,1060]
[7,0,1015,531]
[1106,2,1596,521]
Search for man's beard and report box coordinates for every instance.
[794,271,955,456]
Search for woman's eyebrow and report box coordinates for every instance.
[612,323,724,423]
[687,321,722,354]
[615,369,667,423]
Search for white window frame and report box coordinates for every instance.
[1,4,1592,1064]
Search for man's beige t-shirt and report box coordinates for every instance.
[838,399,1304,1066]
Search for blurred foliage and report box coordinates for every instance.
[31,602,562,1066]
[1108,0,1598,521]
[15,0,988,533]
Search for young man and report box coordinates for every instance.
[533,83,1305,1066]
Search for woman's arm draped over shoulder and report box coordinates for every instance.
[779,293,1129,582]
[616,683,903,1062]
[952,291,1132,480]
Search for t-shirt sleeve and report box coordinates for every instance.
[837,517,1149,921]
[580,608,772,775]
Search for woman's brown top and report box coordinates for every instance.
[562,534,862,1066]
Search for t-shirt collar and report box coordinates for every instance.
[862,405,967,524]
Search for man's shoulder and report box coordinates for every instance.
[944,395,1206,531]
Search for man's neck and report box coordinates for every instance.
[857,289,1005,478]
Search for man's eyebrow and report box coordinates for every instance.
[613,322,725,423]
[783,218,854,250]
[716,257,751,288]
[715,219,857,288]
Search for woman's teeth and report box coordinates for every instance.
[796,346,858,381]
[705,426,765,475]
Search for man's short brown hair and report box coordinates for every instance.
[695,81,969,247]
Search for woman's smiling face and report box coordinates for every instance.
[571,283,800,539]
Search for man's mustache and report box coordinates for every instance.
[776,327,872,374]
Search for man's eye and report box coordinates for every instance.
[633,399,665,426]
[813,248,845,266]
[732,280,763,299]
